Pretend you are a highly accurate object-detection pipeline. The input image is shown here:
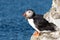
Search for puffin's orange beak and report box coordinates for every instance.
[23,13,26,17]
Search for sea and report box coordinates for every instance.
[0,0,52,40]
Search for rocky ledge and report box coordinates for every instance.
[30,0,60,40]
[31,31,60,40]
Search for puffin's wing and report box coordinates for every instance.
[33,15,50,28]
[33,15,56,32]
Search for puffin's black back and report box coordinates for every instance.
[33,14,56,31]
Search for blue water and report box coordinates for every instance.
[0,0,52,40]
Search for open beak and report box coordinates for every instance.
[23,13,26,17]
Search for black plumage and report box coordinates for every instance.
[23,9,57,32]
[32,14,56,32]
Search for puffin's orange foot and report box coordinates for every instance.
[33,31,40,37]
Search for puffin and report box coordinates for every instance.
[23,9,56,37]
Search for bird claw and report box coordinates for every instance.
[33,31,40,37]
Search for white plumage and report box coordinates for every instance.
[28,19,40,33]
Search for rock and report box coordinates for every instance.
[44,0,60,21]
[31,31,60,40]
[30,0,60,40]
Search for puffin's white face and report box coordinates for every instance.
[23,10,34,18]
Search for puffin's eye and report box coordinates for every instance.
[29,11,30,13]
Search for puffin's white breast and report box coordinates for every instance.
[28,19,40,33]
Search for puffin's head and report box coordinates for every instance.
[23,9,35,19]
